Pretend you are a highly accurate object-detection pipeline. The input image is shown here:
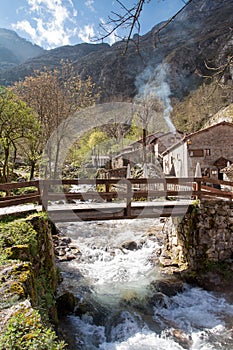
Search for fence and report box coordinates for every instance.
[0,177,232,214]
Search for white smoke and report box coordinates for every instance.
[135,63,176,133]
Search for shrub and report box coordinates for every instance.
[0,306,66,350]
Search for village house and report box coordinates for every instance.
[91,155,110,168]
[112,131,182,169]
[162,121,233,179]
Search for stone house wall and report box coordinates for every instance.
[187,123,233,177]
[163,122,233,178]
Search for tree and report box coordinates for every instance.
[101,117,131,146]
[12,61,99,178]
[17,125,42,180]
[134,94,163,162]
[88,130,108,167]
[0,87,39,182]
[172,78,233,133]
[88,130,108,150]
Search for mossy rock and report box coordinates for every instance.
[5,245,30,261]
[0,262,37,308]
[56,292,76,316]
[0,213,60,333]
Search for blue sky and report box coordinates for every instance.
[0,0,185,49]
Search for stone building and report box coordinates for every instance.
[162,122,233,178]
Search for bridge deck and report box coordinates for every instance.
[47,200,192,222]
[0,200,192,221]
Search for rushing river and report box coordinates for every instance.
[56,218,233,350]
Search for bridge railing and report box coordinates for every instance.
[0,180,41,208]
[197,176,233,201]
[0,177,232,212]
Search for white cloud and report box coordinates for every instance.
[13,20,37,41]
[85,0,95,12]
[78,24,95,43]
[12,0,78,49]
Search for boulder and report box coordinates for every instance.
[56,291,76,316]
[151,277,183,297]
[121,241,138,251]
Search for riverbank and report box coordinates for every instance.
[54,218,233,349]
[1,213,233,349]
[0,213,66,349]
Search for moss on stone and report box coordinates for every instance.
[0,303,66,349]
[5,245,30,261]
[10,281,25,298]
[0,219,39,262]
[0,213,64,348]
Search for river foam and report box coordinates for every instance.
[57,219,233,350]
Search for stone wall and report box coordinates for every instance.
[0,213,59,333]
[161,200,233,270]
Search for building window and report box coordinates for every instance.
[204,149,211,156]
[189,149,204,157]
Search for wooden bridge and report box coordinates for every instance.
[0,177,232,222]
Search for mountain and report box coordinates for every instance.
[0,0,232,102]
[0,28,44,70]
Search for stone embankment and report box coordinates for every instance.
[162,200,233,269]
[0,213,66,349]
[161,200,233,299]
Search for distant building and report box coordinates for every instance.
[91,155,110,168]
[162,122,233,178]
[112,131,182,169]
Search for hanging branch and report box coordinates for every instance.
[153,0,194,47]
[204,56,233,97]
[95,0,145,53]
[95,0,194,53]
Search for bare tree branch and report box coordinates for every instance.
[154,0,194,46]
[95,0,194,52]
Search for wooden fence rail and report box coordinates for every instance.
[0,177,232,213]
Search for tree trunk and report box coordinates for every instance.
[53,137,61,179]
[3,147,10,183]
[30,160,36,180]
[142,128,147,163]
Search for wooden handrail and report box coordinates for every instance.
[0,180,40,190]
[0,177,232,211]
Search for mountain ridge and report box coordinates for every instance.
[0,0,232,103]
[0,28,44,69]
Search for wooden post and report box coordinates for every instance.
[196,178,202,200]
[41,180,49,211]
[37,180,42,206]
[125,180,132,217]
[164,178,168,200]
[105,181,112,202]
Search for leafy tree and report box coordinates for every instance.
[0,87,39,183]
[12,61,99,178]
[88,130,108,149]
